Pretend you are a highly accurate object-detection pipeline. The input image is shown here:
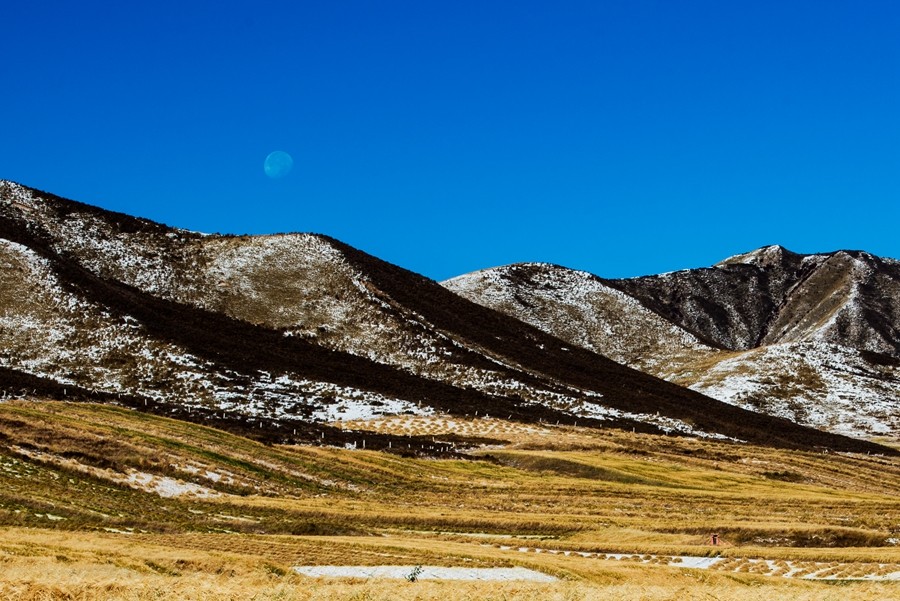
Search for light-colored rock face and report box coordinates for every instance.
[445,250,900,440]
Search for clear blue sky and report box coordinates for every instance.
[2,1,898,280]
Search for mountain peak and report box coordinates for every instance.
[716,245,800,269]
[0,180,39,210]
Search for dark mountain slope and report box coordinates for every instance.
[609,245,900,356]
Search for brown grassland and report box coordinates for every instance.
[0,400,898,600]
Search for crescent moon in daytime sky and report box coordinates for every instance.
[264,151,293,178]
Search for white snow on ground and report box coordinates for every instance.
[492,545,900,580]
[195,233,482,385]
[176,463,232,484]
[124,471,220,499]
[574,400,742,441]
[310,395,433,422]
[688,342,900,438]
[51,213,180,294]
[293,566,557,582]
[294,551,900,581]
[209,371,436,424]
[674,556,724,569]
[11,447,220,499]
[0,237,241,408]
[0,181,197,299]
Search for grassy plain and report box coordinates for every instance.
[0,401,898,599]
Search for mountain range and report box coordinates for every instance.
[444,247,900,440]
[0,181,895,455]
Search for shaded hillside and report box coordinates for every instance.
[0,181,892,454]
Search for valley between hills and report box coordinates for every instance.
[1,181,898,600]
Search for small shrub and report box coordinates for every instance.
[405,565,423,582]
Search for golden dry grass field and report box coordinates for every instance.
[1,401,898,600]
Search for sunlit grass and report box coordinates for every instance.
[1,529,897,600]
[1,400,898,598]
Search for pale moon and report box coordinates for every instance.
[264,151,293,178]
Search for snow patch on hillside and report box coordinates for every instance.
[12,446,220,499]
[689,342,899,438]
[125,471,220,498]
[444,264,711,372]
[574,400,742,441]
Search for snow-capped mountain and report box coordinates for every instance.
[444,247,900,440]
[1,181,884,454]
